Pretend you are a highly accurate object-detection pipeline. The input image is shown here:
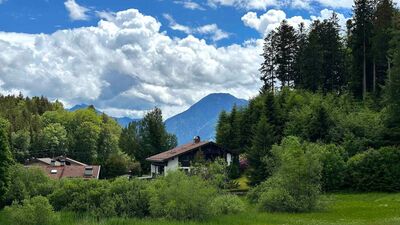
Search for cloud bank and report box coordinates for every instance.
[0,9,262,118]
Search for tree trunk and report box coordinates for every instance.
[373,59,376,93]
[363,29,367,100]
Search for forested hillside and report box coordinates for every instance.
[0,94,177,177]
[217,0,400,191]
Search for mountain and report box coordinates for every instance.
[165,93,248,145]
[68,104,139,127]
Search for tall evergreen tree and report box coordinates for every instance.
[260,31,277,92]
[275,20,298,87]
[0,118,14,207]
[248,116,275,185]
[350,0,375,99]
[383,11,400,145]
[372,0,395,94]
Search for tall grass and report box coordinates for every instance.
[1,193,400,225]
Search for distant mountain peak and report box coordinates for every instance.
[165,93,248,144]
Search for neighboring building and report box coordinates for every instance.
[146,136,233,176]
[25,156,101,179]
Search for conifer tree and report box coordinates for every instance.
[0,118,14,207]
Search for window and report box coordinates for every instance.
[50,169,57,174]
[84,166,93,176]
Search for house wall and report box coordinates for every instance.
[165,156,179,174]
[226,153,232,166]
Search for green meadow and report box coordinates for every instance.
[2,193,399,225]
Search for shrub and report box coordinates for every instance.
[346,146,400,192]
[210,194,245,215]
[4,196,58,225]
[110,177,150,218]
[147,171,217,220]
[5,164,54,205]
[191,158,231,189]
[49,179,116,218]
[251,137,322,212]
[319,144,346,191]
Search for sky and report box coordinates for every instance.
[0,0,365,119]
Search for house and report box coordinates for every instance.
[25,156,101,179]
[146,136,233,176]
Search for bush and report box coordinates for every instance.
[110,178,150,218]
[191,158,231,189]
[5,164,54,205]
[49,179,116,218]
[147,171,217,220]
[250,137,322,212]
[4,196,58,225]
[210,194,245,215]
[346,146,400,192]
[320,145,346,191]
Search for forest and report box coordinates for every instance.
[0,0,399,224]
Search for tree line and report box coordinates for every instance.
[260,0,396,100]
[217,0,400,192]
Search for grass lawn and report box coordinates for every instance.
[1,193,400,225]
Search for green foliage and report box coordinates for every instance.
[41,123,68,157]
[346,146,400,192]
[247,116,275,185]
[49,179,116,218]
[210,194,245,215]
[101,152,136,178]
[0,118,13,207]
[319,145,346,191]
[251,137,322,212]
[4,164,53,205]
[110,178,150,218]
[147,171,217,220]
[4,196,58,225]
[10,129,30,163]
[191,158,232,189]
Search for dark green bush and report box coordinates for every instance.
[49,179,116,218]
[346,146,400,192]
[110,177,150,218]
[147,171,217,220]
[5,164,54,205]
[4,196,58,225]
[210,194,245,215]
[320,144,346,191]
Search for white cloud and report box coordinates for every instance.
[316,0,353,8]
[242,9,350,36]
[164,14,230,42]
[208,0,278,10]
[64,0,89,21]
[0,9,262,119]
[174,0,205,10]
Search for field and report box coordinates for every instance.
[2,193,400,225]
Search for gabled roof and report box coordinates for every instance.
[36,165,101,179]
[146,141,219,162]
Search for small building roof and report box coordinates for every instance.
[146,141,225,162]
[37,165,101,179]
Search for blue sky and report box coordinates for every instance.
[0,0,356,118]
[0,0,352,46]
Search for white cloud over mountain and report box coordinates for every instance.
[0,9,262,118]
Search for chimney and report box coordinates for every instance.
[51,159,56,167]
[193,136,201,144]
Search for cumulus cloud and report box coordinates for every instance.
[174,0,205,10]
[0,9,262,118]
[163,14,230,42]
[242,9,350,36]
[208,0,278,10]
[64,0,89,21]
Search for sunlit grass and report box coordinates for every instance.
[1,193,400,225]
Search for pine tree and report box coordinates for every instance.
[248,116,275,185]
[383,11,400,145]
[372,0,395,94]
[260,31,277,92]
[275,20,298,87]
[0,118,14,207]
[350,0,375,99]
